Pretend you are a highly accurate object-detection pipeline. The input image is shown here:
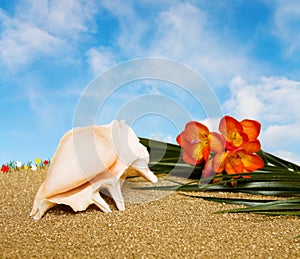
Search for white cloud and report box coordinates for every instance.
[225,76,300,123]
[27,84,55,127]
[0,0,98,70]
[225,75,265,119]
[0,10,63,69]
[224,75,300,164]
[273,0,300,56]
[273,150,300,165]
[146,2,260,86]
[85,1,267,87]
[86,47,117,75]
[15,0,98,39]
[262,124,300,150]
[156,2,265,85]
[99,0,153,57]
[25,82,77,133]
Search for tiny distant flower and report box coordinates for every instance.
[1,165,9,173]
[35,158,42,165]
[16,161,22,168]
[24,165,29,170]
[43,160,49,165]
[31,165,37,171]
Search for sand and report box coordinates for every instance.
[1,169,299,258]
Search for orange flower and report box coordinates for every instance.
[219,116,249,150]
[213,148,264,175]
[216,116,264,176]
[241,119,261,141]
[176,121,224,165]
[178,116,264,180]
[219,116,262,151]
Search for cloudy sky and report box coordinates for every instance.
[1,0,300,165]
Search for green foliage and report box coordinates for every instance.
[183,195,300,217]
[139,137,300,217]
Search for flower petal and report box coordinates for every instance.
[225,151,245,174]
[176,133,183,146]
[208,132,225,153]
[243,140,261,153]
[181,149,201,165]
[241,119,261,141]
[184,142,209,163]
[241,152,264,171]
[202,159,215,179]
[219,116,243,135]
[177,121,211,165]
[183,121,209,144]
[212,151,228,173]
[219,116,248,149]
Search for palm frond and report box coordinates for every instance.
[139,137,300,197]
[185,195,300,217]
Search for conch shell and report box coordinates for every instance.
[30,120,157,220]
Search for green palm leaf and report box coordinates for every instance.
[184,195,300,217]
[139,132,300,220]
[139,137,300,196]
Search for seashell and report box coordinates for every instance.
[30,120,157,220]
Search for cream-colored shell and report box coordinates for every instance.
[30,120,157,220]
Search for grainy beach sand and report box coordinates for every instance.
[1,169,299,258]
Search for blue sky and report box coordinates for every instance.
[0,0,300,165]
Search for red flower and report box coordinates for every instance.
[212,148,264,175]
[176,121,224,165]
[43,160,49,165]
[178,115,265,180]
[219,116,248,150]
[219,116,261,151]
[1,165,9,173]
